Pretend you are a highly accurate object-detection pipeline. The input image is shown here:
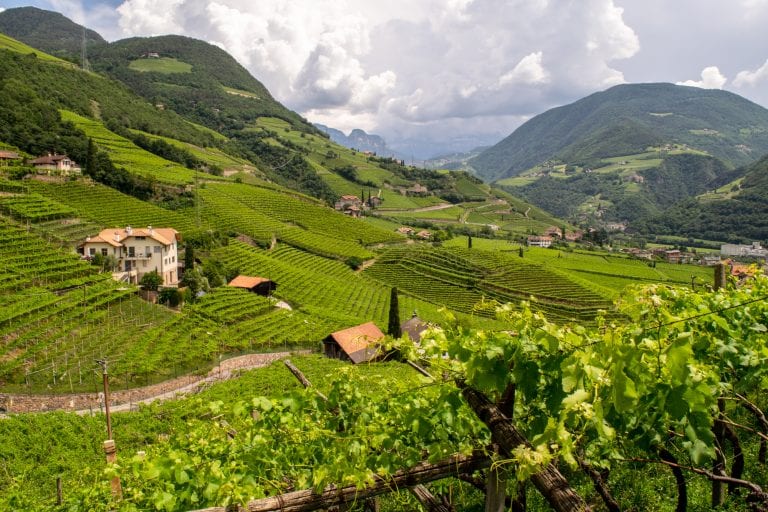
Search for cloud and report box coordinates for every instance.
[676,66,727,89]
[733,59,768,87]
[498,52,549,86]
[111,0,640,156]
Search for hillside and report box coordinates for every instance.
[471,83,768,181]
[315,123,404,159]
[637,153,768,242]
[0,6,105,62]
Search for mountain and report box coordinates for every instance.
[0,6,105,62]
[314,124,403,159]
[471,83,768,181]
[468,83,768,228]
[637,154,768,243]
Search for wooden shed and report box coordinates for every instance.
[401,312,429,342]
[228,275,278,296]
[323,322,384,364]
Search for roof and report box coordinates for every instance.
[340,195,360,201]
[401,314,429,342]
[84,227,179,247]
[326,321,385,364]
[31,154,72,165]
[0,151,19,159]
[528,235,553,241]
[228,275,273,289]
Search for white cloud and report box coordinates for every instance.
[0,8,5,13]
[499,52,549,86]
[676,66,728,89]
[111,0,641,156]
[733,59,768,87]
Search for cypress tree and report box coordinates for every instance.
[388,287,402,337]
[85,137,96,177]
[468,235,473,249]
[184,244,195,273]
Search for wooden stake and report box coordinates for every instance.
[56,477,62,505]
[103,440,122,499]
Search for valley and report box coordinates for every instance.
[0,6,767,512]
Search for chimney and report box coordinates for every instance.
[114,231,120,242]
[126,226,132,235]
[147,225,153,235]
[85,236,91,242]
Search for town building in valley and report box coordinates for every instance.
[79,226,180,285]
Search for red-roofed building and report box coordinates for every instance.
[228,275,277,296]
[79,226,180,285]
[323,322,385,364]
[0,151,20,165]
[527,235,553,248]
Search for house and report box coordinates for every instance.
[527,235,553,248]
[416,230,431,240]
[397,226,414,235]
[663,250,682,264]
[720,242,768,259]
[367,195,382,208]
[405,183,429,196]
[700,254,721,266]
[323,322,385,364]
[0,151,20,165]
[228,275,277,296]
[401,312,429,342]
[79,226,180,286]
[334,195,363,215]
[544,226,562,238]
[30,154,81,176]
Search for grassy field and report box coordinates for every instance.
[128,57,192,73]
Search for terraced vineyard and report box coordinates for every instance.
[201,182,399,259]
[60,111,225,186]
[365,246,614,322]
[29,180,202,236]
[211,240,391,329]
[0,192,75,222]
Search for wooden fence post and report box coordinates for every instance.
[103,440,123,499]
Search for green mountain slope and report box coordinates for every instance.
[472,83,768,181]
[0,6,105,62]
[638,154,768,242]
[89,35,311,134]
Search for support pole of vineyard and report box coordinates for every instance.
[410,484,453,512]
[188,452,490,512]
[459,383,590,512]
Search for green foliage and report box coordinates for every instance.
[0,6,105,62]
[388,287,401,337]
[140,270,162,291]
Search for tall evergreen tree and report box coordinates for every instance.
[468,235,473,249]
[388,287,402,337]
[184,244,195,274]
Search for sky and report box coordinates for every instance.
[2,0,768,158]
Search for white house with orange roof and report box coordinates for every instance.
[79,226,180,285]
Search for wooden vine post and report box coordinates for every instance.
[460,383,590,512]
[97,359,122,499]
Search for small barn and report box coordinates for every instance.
[323,322,385,364]
[401,312,429,342]
[228,275,278,296]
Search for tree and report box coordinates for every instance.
[467,235,473,249]
[184,244,195,274]
[519,246,524,257]
[139,270,162,291]
[388,287,401,337]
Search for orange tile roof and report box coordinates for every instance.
[228,275,272,288]
[90,227,178,246]
[327,322,384,364]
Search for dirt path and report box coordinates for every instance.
[0,351,310,414]
[378,203,454,214]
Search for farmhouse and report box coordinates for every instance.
[30,153,81,176]
[79,226,180,286]
[323,322,384,364]
[334,195,363,216]
[228,275,277,296]
[527,235,553,248]
[416,230,432,240]
[0,150,20,165]
[405,183,429,196]
[397,226,414,235]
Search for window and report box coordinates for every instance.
[145,246,151,257]
[128,246,135,257]
[153,246,161,253]
[89,248,96,256]
[101,248,108,256]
